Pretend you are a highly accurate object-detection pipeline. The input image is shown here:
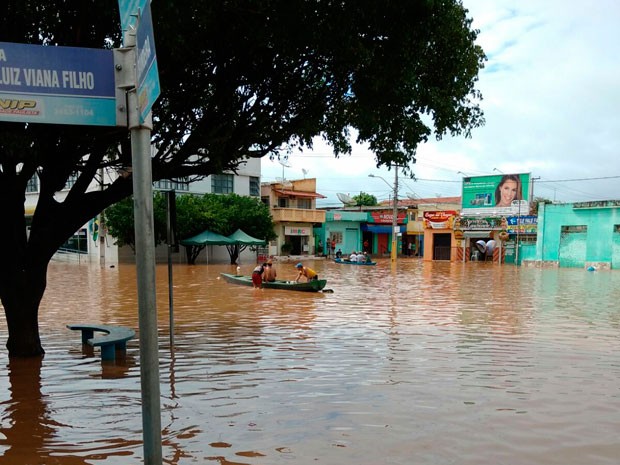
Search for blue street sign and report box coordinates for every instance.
[135,1,160,123]
[0,42,120,126]
[118,0,145,34]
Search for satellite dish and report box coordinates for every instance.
[276,177,293,188]
[302,168,309,178]
[278,159,292,168]
[337,193,356,206]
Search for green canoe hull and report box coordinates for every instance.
[220,273,327,292]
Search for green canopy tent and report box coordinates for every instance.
[226,229,267,264]
[180,230,236,264]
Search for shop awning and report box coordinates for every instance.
[464,230,492,238]
[361,224,406,234]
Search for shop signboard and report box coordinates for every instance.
[369,210,407,224]
[461,173,531,216]
[459,217,504,230]
[423,211,458,229]
[285,226,310,236]
[506,215,538,234]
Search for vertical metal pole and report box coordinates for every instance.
[129,96,163,464]
[516,201,521,265]
[166,191,175,348]
[391,166,398,265]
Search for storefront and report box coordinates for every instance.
[284,225,312,255]
[422,211,458,261]
[364,210,408,256]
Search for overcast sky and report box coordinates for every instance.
[261,0,620,208]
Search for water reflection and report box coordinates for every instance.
[0,260,618,464]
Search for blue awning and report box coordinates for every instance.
[361,224,406,234]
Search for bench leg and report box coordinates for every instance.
[81,329,94,344]
[100,344,116,361]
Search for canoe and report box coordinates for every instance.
[334,258,377,266]
[220,273,327,292]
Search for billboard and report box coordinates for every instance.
[461,173,531,215]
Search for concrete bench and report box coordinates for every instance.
[67,324,135,361]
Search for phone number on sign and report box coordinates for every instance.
[54,106,94,117]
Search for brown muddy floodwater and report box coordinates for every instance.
[0,259,619,465]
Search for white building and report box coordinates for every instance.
[25,157,262,265]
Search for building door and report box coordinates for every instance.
[432,233,452,261]
[344,228,360,255]
[362,232,373,253]
[559,225,587,268]
[613,226,620,269]
[377,234,389,256]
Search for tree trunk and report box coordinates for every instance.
[1,264,47,357]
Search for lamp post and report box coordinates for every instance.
[369,167,399,264]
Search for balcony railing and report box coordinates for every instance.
[271,208,325,224]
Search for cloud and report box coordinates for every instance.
[262,0,620,206]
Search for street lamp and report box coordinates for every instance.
[369,168,399,264]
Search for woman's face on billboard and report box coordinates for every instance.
[498,180,518,206]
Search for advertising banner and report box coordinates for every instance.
[461,173,531,215]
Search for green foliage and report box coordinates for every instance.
[104,193,276,248]
[103,197,135,248]
[0,0,486,355]
[352,192,378,206]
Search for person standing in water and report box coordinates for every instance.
[252,263,267,288]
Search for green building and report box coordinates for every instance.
[524,200,620,269]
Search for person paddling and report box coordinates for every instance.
[294,263,318,282]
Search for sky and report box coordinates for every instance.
[261,0,620,208]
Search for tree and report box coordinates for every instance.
[105,193,276,264]
[0,0,485,356]
[353,192,378,206]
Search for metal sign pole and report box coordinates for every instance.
[129,92,163,465]
[117,21,163,463]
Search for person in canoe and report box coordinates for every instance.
[295,263,318,282]
[264,260,277,282]
[252,263,267,288]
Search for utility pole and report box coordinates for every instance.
[368,166,399,265]
[391,166,399,264]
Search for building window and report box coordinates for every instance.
[27,175,39,193]
[154,177,189,191]
[561,225,587,235]
[297,198,311,209]
[211,174,233,194]
[59,228,88,254]
[65,173,79,190]
[329,232,343,244]
[278,197,288,208]
[250,176,260,196]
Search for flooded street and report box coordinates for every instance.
[0,259,619,465]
